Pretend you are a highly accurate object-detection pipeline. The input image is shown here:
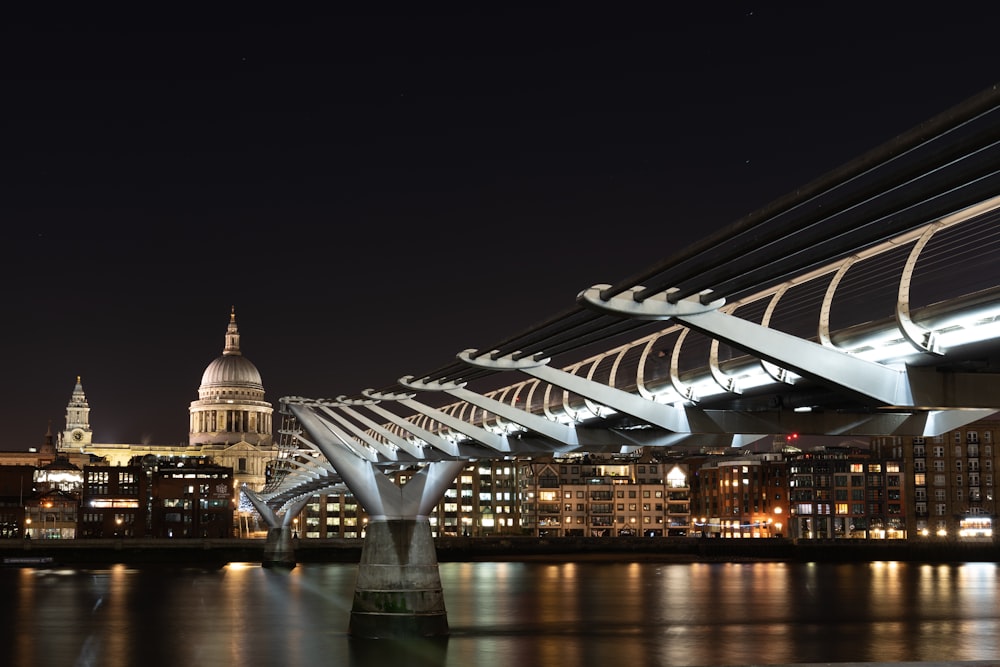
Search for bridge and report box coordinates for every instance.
[244,83,1000,638]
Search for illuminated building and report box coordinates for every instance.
[787,447,906,539]
[290,461,525,539]
[517,454,691,538]
[79,460,148,538]
[78,456,234,538]
[874,417,999,540]
[0,428,86,539]
[690,452,786,538]
[149,458,235,538]
[57,308,275,494]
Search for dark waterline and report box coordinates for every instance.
[2,560,997,667]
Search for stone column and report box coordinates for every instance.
[349,517,448,638]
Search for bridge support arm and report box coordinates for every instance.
[580,286,913,407]
[677,308,912,405]
[242,488,313,568]
[460,349,734,433]
[397,376,626,451]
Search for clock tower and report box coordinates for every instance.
[62,376,93,449]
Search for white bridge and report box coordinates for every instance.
[245,83,1000,638]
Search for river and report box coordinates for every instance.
[2,559,997,666]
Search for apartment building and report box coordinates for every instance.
[79,457,234,538]
[786,447,906,539]
[518,454,691,537]
[873,417,999,539]
[689,452,787,538]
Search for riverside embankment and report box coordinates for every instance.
[1,536,997,566]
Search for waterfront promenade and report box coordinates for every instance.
[1,536,997,566]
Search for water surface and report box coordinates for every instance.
[2,560,997,666]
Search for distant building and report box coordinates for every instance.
[0,465,36,538]
[29,455,84,539]
[687,441,908,540]
[57,308,275,494]
[281,455,693,540]
[690,451,787,538]
[0,423,95,470]
[517,454,691,538]
[0,427,87,539]
[79,460,148,538]
[872,416,999,540]
[79,456,234,538]
[786,446,906,539]
[150,457,234,538]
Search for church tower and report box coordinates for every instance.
[61,376,93,449]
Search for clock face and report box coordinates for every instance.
[72,430,83,441]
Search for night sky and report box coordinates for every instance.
[3,8,999,449]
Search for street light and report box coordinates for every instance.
[293,517,298,539]
[115,516,123,538]
[24,517,31,539]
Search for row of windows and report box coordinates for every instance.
[558,465,663,474]
[915,443,994,457]
[917,459,993,472]
[563,489,664,499]
[162,513,227,523]
[914,473,994,486]
[794,503,902,516]
[790,475,900,488]
[913,432,994,445]
[556,515,665,525]
[915,487,993,500]
[914,460,995,472]
[561,503,667,513]
[439,503,515,513]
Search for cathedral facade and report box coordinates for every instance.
[56,308,276,492]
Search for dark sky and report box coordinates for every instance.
[3,7,999,449]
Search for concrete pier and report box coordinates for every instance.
[348,518,449,639]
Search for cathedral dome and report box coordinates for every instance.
[200,354,263,390]
[197,308,264,392]
[189,308,274,451]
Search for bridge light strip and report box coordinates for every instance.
[847,305,1000,363]
[935,314,1000,349]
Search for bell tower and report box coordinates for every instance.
[61,376,93,450]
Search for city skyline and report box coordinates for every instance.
[3,8,1000,448]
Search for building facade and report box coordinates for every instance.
[78,461,148,538]
[690,452,787,538]
[518,454,691,537]
[786,447,906,539]
[873,417,999,539]
[283,454,693,540]
[78,457,234,538]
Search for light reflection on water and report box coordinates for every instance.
[1,560,997,666]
